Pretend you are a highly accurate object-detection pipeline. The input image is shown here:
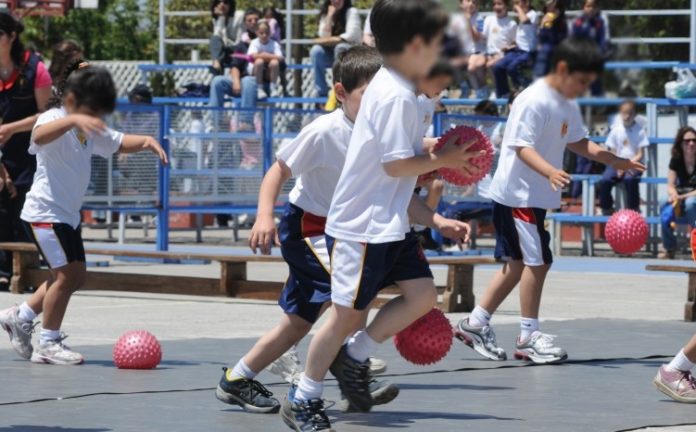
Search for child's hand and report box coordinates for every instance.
[249,215,279,255]
[143,137,169,165]
[435,217,470,248]
[437,136,485,170]
[547,168,571,192]
[612,158,646,175]
[71,114,106,137]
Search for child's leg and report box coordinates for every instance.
[40,261,86,333]
[669,334,696,372]
[25,279,49,315]
[518,263,551,340]
[242,313,312,374]
[268,59,280,85]
[476,260,524,322]
[253,58,265,85]
[655,334,696,402]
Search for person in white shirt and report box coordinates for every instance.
[448,0,485,95]
[286,2,478,429]
[247,21,284,99]
[492,0,539,98]
[0,61,167,366]
[309,0,362,98]
[598,100,648,214]
[467,0,517,99]
[454,38,645,366]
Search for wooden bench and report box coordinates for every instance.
[646,264,696,321]
[0,242,496,313]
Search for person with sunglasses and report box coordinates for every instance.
[659,126,696,259]
[0,12,52,291]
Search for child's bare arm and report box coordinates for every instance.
[407,194,470,245]
[120,135,168,165]
[33,114,105,145]
[249,160,292,255]
[515,146,570,192]
[567,138,645,172]
[384,136,482,177]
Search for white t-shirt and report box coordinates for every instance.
[21,108,124,228]
[483,15,517,55]
[449,12,485,55]
[276,109,353,217]
[487,79,588,209]
[606,121,649,160]
[417,94,436,139]
[326,67,421,243]
[247,38,284,74]
[516,10,539,52]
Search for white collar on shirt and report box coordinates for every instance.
[384,66,416,93]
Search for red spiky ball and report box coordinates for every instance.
[394,308,453,365]
[605,209,649,255]
[434,126,494,186]
[113,330,162,369]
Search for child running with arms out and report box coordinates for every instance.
[0,60,167,365]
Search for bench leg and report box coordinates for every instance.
[686,273,696,322]
[220,262,246,297]
[10,251,39,294]
[442,264,475,313]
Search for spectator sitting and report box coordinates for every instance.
[209,0,244,76]
[492,0,538,99]
[467,0,517,99]
[262,7,283,41]
[571,0,610,95]
[362,9,374,47]
[534,0,568,78]
[448,0,485,97]
[659,127,696,259]
[597,100,647,215]
[247,21,284,99]
[310,0,362,98]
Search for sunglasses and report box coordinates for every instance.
[683,138,696,144]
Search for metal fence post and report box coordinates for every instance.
[263,107,274,173]
[156,105,170,251]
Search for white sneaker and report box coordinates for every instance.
[454,318,507,361]
[369,357,387,375]
[256,88,268,100]
[514,331,567,364]
[31,334,84,365]
[267,346,302,384]
[0,305,37,360]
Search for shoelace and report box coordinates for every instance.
[343,360,371,393]
[301,399,332,430]
[679,371,696,391]
[19,320,39,335]
[482,326,498,347]
[533,333,557,349]
[247,379,274,399]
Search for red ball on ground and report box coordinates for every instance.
[433,126,494,186]
[394,308,453,366]
[605,209,649,255]
[113,330,162,369]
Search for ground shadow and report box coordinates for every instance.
[338,410,522,428]
[394,383,514,391]
[86,359,226,368]
[0,427,111,432]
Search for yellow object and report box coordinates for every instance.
[543,12,556,28]
[324,88,338,111]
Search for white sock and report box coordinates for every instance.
[668,349,696,372]
[520,317,539,341]
[294,373,323,402]
[469,305,491,328]
[17,302,37,322]
[346,330,378,363]
[228,358,256,380]
[39,328,61,346]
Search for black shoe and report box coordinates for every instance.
[329,345,373,412]
[281,396,334,432]
[341,378,399,412]
[215,367,281,413]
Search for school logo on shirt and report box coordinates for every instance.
[76,131,87,147]
[623,138,629,147]
[561,121,568,138]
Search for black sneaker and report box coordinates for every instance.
[215,367,281,413]
[281,396,334,431]
[341,378,400,412]
[329,345,373,412]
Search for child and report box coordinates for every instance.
[468,0,517,99]
[247,21,284,99]
[655,336,696,402]
[454,37,645,365]
[534,0,567,78]
[281,1,480,430]
[597,100,648,215]
[0,61,167,365]
[262,7,282,41]
[448,0,484,95]
[214,45,394,414]
[571,0,609,96]
[492,0,538,99]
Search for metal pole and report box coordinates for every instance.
[691,0,696,63]
[159,0,166,64]
[285,0,293,62]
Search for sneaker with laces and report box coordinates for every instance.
[329,345,373,412]
[267,347,303,385]
[340,377,399,412]
[281,396,335,432]
[368,357,387,375]
[215,367,281,413]
[454,318,507,361]
[654,365,696,403]
[0,305,37,360]
[514,331,567,364]
[30,334,84,365]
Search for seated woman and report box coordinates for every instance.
[309,0,362,98]
[660,126,696,259]
[209,0,244,75]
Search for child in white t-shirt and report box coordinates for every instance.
[247,21,284,99]
[598,99,648,214]
[449,0,485,94]
[493,0,539,98]
[454,37,645,365]
[0,61,167,365]
[468,0,517,99]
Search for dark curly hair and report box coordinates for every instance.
[47,59,116,114]
[0,12,26,69]
[320,0,353,37]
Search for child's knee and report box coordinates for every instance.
[269,59,280,68]
[254,58,265,67]
[54,263,86,290]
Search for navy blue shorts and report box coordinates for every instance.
[23,221,85,269]
[326,232,433,310]
[277,204,331,323]
[493,202,552,266]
